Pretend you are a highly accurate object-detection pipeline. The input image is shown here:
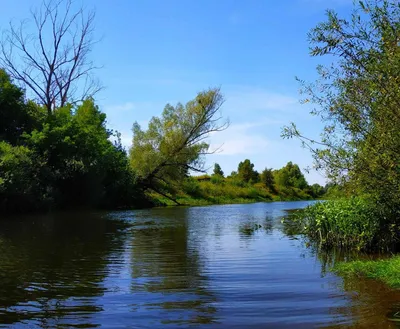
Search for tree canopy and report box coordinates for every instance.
[260,168,275,190]
[129,88,228,204]
[213,163,224,177]
[274,162,308,189]
[237,159,259,183]
[0,68,143,212]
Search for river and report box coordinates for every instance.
[0,201,399,328]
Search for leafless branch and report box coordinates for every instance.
[0,0,101,114]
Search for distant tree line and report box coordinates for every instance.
[210,160,326,199]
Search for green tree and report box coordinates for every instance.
[237,159,259,183]
[274,162,308,189]
[27,99,141,208]
[228,171,237,178]
[260,168,275,190]
[0,69,45,145]
[282,0,400,217]
[129,88,228,204]
[0,88,143,212]
[309,183,325,198]
[213,163,224,177]
[0,141,45,212]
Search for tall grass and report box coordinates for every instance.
[334,256,400,288]
[151,176,317,207]
[284,197,397,251]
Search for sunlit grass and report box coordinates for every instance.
[283,197,385,251]
[334,256,400,289]
[149,176,314,207]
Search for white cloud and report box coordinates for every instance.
[209,121,276,156]
[216,135,270,155]
[224,86,298,113]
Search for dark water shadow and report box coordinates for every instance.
[0,211,128,328]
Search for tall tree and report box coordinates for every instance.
[274,162,308,189]
[237,159,259,183]
[213,163,224,177]
[282,0,400,214]
[0,0,100,115]
[260,168,275,190]
[129,88,228,204]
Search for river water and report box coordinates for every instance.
[0,201,399,328]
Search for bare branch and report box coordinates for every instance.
[0,0,101,114]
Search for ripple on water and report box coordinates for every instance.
[0,202,398,328]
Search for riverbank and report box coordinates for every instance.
[334,256,400,289]
[284,197,400,290]
[150,176,318,206]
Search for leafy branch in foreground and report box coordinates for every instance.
[282,1,400,213]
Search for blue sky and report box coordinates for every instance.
[0,0,354,185]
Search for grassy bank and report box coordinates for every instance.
[150,175,317,206]
[334,257,400,289]
[283,197,400,289]
[283,196,400,252]
[282,197,386,251]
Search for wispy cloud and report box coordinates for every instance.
[209,120,279,156]
[224,86,298,113]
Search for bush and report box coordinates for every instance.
[182,177,203,197]
[284,197,395,251]
[210,174,224,184]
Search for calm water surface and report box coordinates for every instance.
[0,201,399,328]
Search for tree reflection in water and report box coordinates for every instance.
[129,207,218,325]
[0,212,127,328]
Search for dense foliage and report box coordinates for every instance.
[0,68,323,214]
[152,160,326,206]
[0,69,146,213]
[237,159,259,183]
[284,198,394,251]
[129,88,228,205]
[283,0,400,250]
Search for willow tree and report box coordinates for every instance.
[129,88,228,204]
[282,0,400,215]
[0,0,100,115]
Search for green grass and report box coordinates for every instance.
[153,195,272,207]
[149,176,315,207]
[334,256,400,289]
[283,197,385,251]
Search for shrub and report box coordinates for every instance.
[284,197,396,251]
[210,174,224,184]
[182,177,203,197]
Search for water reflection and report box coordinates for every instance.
[302,244,400,328]
[129,207,218,325]
[0,202,398,328]
[0,212,127,328]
